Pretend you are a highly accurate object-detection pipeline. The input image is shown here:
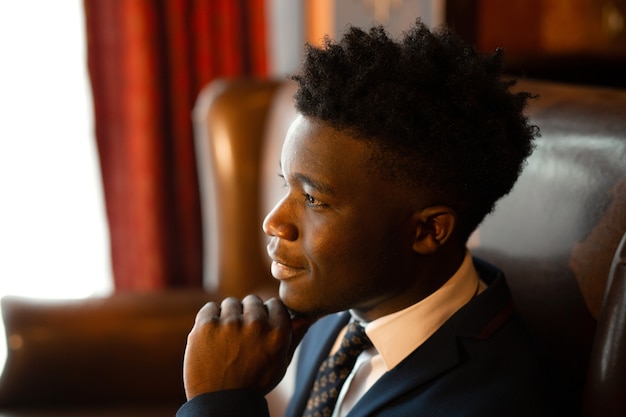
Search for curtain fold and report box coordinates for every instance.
[84,0,267,291]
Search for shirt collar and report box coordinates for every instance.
[352,251,481,371]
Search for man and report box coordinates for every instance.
[178,20,557,416]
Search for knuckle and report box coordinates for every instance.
[221,296,240,308]
[247,313,268,329]
[243,294,263,303]
[221,314,243,327]
[195,302,219,323]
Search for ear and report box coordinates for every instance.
[412,206,457,254]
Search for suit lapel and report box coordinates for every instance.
[288,312,461,417]
[347,315,462,416]
[347,259,512,416]
[285,312,350,417]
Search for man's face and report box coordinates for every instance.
[263,115,420,321]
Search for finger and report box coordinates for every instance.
[242,294,268,322]
[194,301,220,325]
[265,298,291,331]
[220,297,243,318]
[242,294,265,310]
[265,298,316,362]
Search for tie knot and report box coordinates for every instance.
[342,321,371,352]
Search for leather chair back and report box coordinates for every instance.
[468,80,626,414]
[193,80,298,298]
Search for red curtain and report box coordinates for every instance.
[84,0,267,290]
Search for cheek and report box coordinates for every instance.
[304,216,384,276]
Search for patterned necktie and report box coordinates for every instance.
[303,321,372,417]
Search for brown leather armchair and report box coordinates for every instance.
[0,290,214,416]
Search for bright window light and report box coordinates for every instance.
[0,0,112,374]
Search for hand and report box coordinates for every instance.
[182,295,315,399]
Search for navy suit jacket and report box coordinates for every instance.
[177,258,562,417]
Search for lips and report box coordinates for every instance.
[270,260,304,280]
[267,245,306,280]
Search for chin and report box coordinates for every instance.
[279,293,310,318]
[280,290,327,320]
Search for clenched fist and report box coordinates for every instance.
[182,295,314,400]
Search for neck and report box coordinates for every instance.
[353,245,467,322]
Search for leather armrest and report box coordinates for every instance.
[0,290,215,408]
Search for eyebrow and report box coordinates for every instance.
[293,172,336,197]
[278,161,336,196]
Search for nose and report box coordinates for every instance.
[262,197,298,241]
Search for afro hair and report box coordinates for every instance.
[289,19,539,239]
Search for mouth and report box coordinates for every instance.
[270,258,306,280]
[267,244,306,280]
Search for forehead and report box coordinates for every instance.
[281,116,371,181]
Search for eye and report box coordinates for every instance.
[304,193,326,208]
